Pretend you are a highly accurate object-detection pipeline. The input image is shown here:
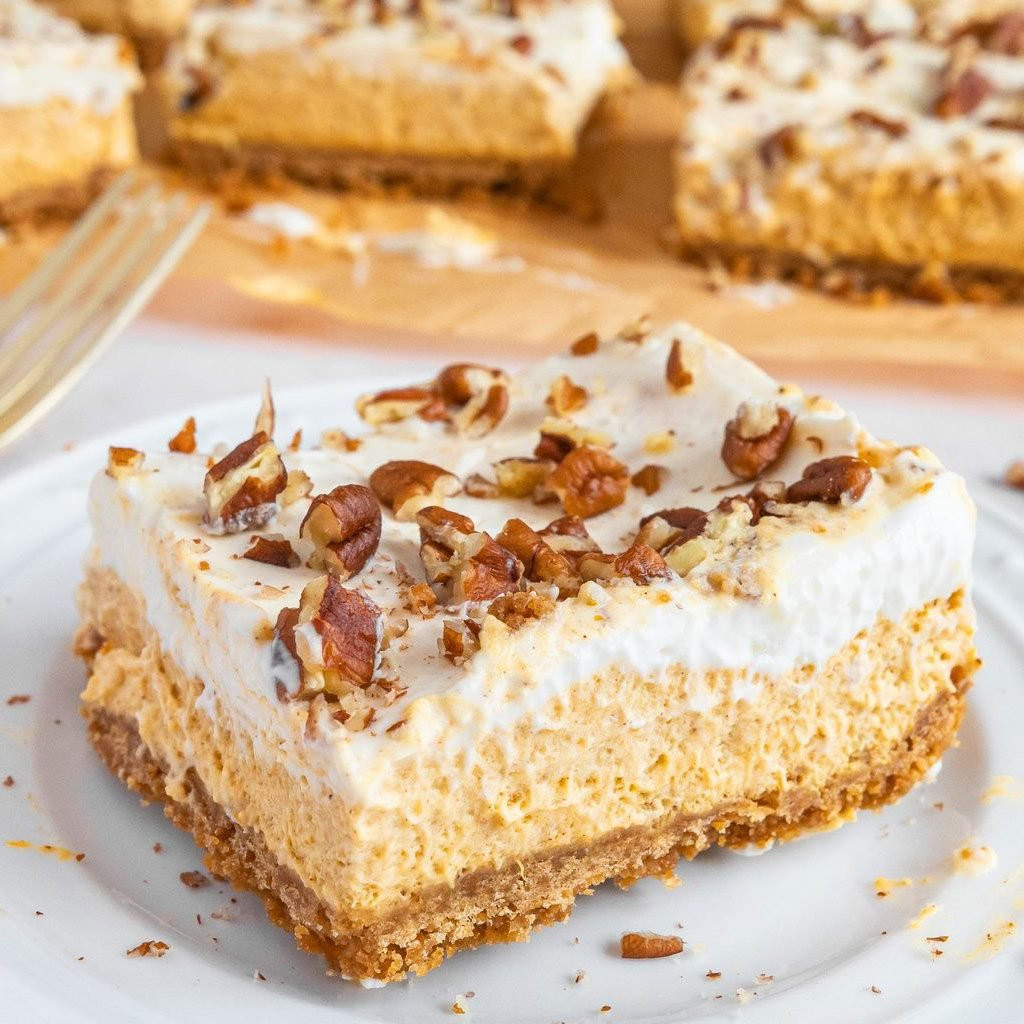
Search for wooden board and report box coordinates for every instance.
[2,0,1023,396]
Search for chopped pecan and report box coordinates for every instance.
[935,67,993,118]
[549,446,629,519]
[535,432,574,462]
[487,590,556,630]
[849,109,908,137]
[416,506,522,603]
[254,379,275,438]
[1004,460,1024,489]
[721,401,794,480]
[321,429,362,452]
[578,551,617,582]
[570,331,599,356]
[203,432,286,534]
[539,514,600,555]
[535,417,613,460]
[614,542,671,584]
[406,581,438,615]
[786,456,872,503]
[272,576,382,699]
[280,468,313,507]
[546,375,588,416]
[440,618,480,665]
[106,446,144,479]
[243,535,300,568]
[356,386,443,425]
[369,460,460,521]
[300,484,382,579]
[620,932,684,959]
[987,12,1024,55]
[496,518,580,596]
[464,473,500,499]
[758,124,804,169]
[665,339,693,390]
[631,464,666,496]
[716,479,787,523]
[168,417,196,454]
[620,314,652,344]
[636,507,708,552]
[436,363,510,437]
[494,457,556,500]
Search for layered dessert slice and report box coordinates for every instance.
[43,0,194,68]
[77,322,978,983]
[0,0,140,225]
[160,0,632,195]
[675,0,1024,50]
[674,17,1024,300]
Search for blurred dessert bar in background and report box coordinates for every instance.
[674,13,1024,301]
[159,0,633,196]
[0,0,140,226]
[44,0,194,67]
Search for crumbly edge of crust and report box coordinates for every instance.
[82,660,973,983]
[679,240,1024,305]
[167,137,575,202]
[0,166,119,228]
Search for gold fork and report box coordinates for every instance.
[0,171,211,452]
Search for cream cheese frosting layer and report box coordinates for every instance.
[86,323,975,805]
[0,0,140,112]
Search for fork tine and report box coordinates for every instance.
[0,183,162,383]
[0,170,136,336]
[0,200,211,451]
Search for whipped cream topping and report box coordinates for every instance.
[0,0,140,112]
[167,0,628,117]
[87,323,975,805]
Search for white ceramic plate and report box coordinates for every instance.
[1,379,1023,1024]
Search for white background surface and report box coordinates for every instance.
[1,318,1023,1023]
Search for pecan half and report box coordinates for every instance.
[300,484,382,579]
[356,386,444,425]
[665,339,693,390]
[496,518,580,596]
[436,363,510,437]
[417,507,522,603]
[106,446,144,479]
[272,576,382,699]
[935,67,993,118]
[546,375,588,416]
[548,446,629,518]
[243,535,299,568]
[168,417,197,454]
[487,590,556,630]
[614,542,671,584]
[494,457,556,500]
[620,932,684,959]
[203,432,287,535]
[721,402,793,480]
[369,460,460,521]
[786,456,872,504]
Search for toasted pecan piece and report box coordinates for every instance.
[356,386,444,426]
[300,484,381,579]
[496,518,580,596]
[439,618,481,666]
[168,417,197,454]
[636,507,708,552]
[203,432,286,535]
[546,375,588,416]
[631,464,667,496]
[436,363,510,437]
[486,590,556,630]
[494,457,556,500]
[721,401,793,480]
[369,459,460,521]
[786,456,872,504]
[106,446,144,479]
[665,339,693,391]
[614,542,671,584]
[243,535,299,568]
[548,446,629,519]
[620,932,684,959]
[570,330,599,356]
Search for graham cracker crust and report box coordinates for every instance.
[83,663,972,983]
[0,167,119,227]
[169,137,571,201]
[682,241,1024,305]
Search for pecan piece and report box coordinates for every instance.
[935,67,993,118]
[272,575,382,699]
[487,590,556,630]
[300,484,382,579]
[758,124,804,169]
[786,456,872,504]
[548,446,629,519]
[168,417,196,454]
[440,619,480,666]
[536,416,613,458]
[243,535,299,568]
[436,363,509,437]
[987,12,1024,55]
[721,401,793,480]
[631,464,666,496]
[716,480,787,523]
[280,468,313,507]
[849,109,908,138]
[254,379,275,438]
[494,457,556,500]
[614,542,671,584]
[636,507,708,553]
[356,386,443,425]
[1004,460,1024,489]
[620,932,684,960]
[496,518,580,596]
[570,331,599,356]
[369,459,460,521]
[546,375,588,416]
[203,432,286,535]
[665,339,693,390]
[106,446,144,479]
